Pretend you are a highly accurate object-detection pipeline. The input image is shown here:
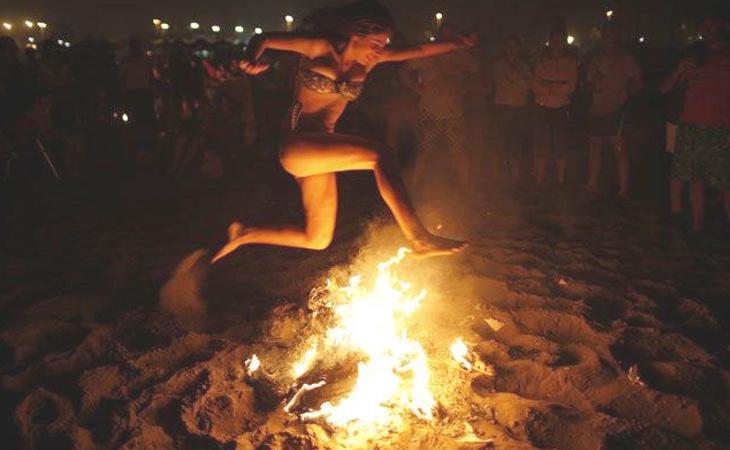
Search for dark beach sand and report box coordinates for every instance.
[1,163,729,449]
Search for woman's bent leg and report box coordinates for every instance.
[211,174,337,262]
[280,132,465,255]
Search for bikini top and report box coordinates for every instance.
[298,69,364,102]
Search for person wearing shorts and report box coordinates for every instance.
[531,17,578,186]
[584,23,642,198]
[665,12,730,231]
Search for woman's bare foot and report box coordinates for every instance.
[409,233,467,258]
[228,221,246,241]
[211,222,249,264]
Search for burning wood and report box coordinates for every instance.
[450,338,495,376]
[450,338,473,371]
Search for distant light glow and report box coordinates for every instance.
[190,22,200,30]
[121,113,129,122]
[567,35,575,45]
[211,25,221,33]
[160,22,170,30]
[25,20,34,28]
[64,41,70,47]
[27,37,35,43]
[435,12,444,21]
[606,10,614,19]
[285,15,295,24]
[57,39,64,45]
[639,36,645,43]
[152,18,161,26]
[429,36,436,42]
[254,27,263,34]
[235,25,244,33]
[2,22,12,30]
[37,22,47,29]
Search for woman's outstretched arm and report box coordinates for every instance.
[239,33,332,74]
[251,33,331,59]
[379,33,477,63]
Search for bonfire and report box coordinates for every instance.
[245,248,486,448]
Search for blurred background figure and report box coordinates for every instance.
[401,22,479,202]
[584,21,643,199]
[661,8,730,232]
[531,16,578,187]
[489,35,532,185]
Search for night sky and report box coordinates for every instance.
[3,0,709,43]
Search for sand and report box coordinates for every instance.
[1,170,729,449]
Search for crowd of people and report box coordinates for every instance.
[1,2,729,239]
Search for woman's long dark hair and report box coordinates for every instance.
[299,0,396,43]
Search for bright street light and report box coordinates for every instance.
[254,27,263,34]
[190,22,200,30]
[152,18,161,26]
[25,20,35,28]
[2,22,12,30]
[235,25,244,33]
[567,35,575,45]
[284,14,294,31]
[435,12,444,20]
[606,10,614,19]
[211,25,221,33]
[161,23,170,30]
[37,22,47,29]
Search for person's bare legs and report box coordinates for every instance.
[613,138,630,198]
[214,132,464,262]
[670,179,685,214]
[586,138,602,193]
[689,181,706,232]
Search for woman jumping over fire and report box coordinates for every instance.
[212,0,475,263]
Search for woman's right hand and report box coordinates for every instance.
[238,59,270,75]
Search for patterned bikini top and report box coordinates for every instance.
[298,69,364,102]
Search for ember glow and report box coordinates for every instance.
[450,337,472,371]
[290,247,435,442]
